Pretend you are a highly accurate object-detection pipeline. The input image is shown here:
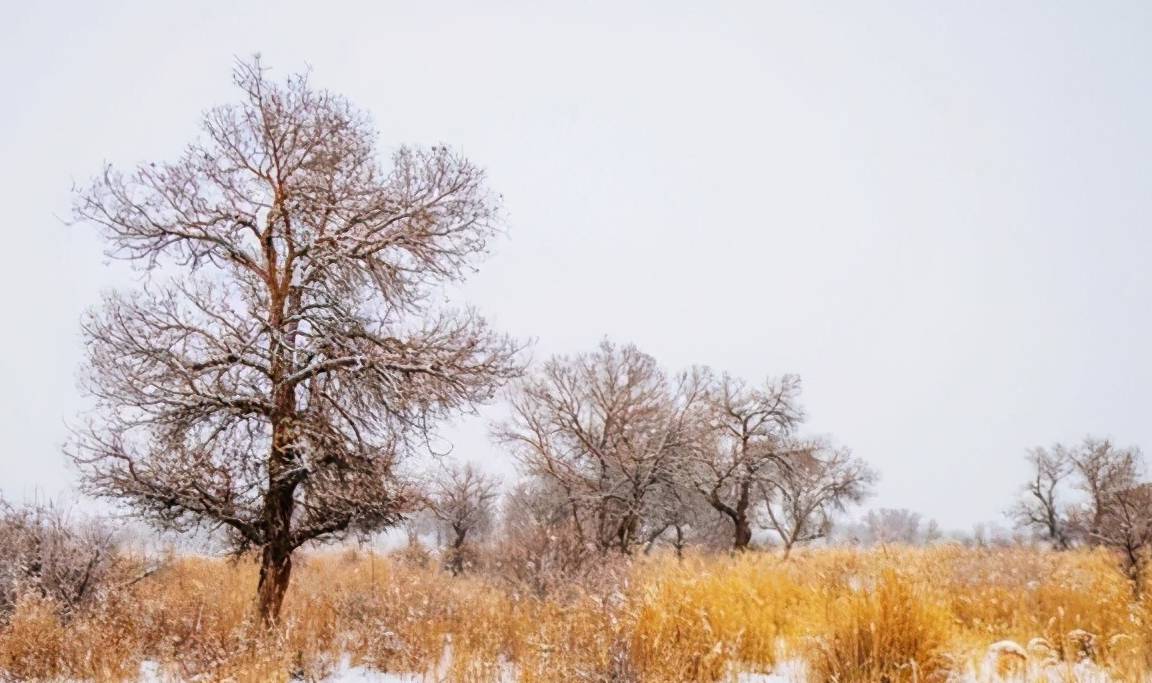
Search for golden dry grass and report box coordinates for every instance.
[0,545,1148,681]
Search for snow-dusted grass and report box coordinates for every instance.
[315,659,808,683]
[311,654,1136,683]
[125,649,1137,682]
[2,546,1150,681]
[311,657,1122,682]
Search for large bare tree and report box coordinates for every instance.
[494,341,704,554]
[1066,437,1141,542]
[70,58,521,622]
[689,373,804,550]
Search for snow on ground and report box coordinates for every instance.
[317,660,809,682]
[955,657,1116,683]
[734,659,807,682]
[132,653,1123,682]
[317,658,806,682]
[322,660,419,682]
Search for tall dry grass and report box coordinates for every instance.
[0,545,1148,681]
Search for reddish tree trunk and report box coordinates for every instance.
[256,542,293,625]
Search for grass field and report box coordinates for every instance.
[0,545,1146,682]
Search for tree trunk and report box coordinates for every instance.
[257,414,300,625]
[447,528,467,575]
[707,485,753,552]
[708,496,753,551]
[1123,544,1145,600]
[615,513,638,554]
[732,478,753,551]
[733,515,753,551]
[256,542,293,625]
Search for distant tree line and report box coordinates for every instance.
[409,340,879,583]
[491,341,875,558]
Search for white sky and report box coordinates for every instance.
[1,1,1151,530]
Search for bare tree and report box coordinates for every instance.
[1066,437,1140,542]
[639,476,717,557]
[1058,437,1152,590]
[494,341,703,554]
[0,500,141,618]
[1092,483,1152,592]
[426,462,500,574]
[863,508,932,546]
[968,521,1015,548]
[689,373,804,551]
[493,478,594,595]
[760,441,875,558]
[70,58,521,623]
[923,518,943,544]
[1009,445,1072,549]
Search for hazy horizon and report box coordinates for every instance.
[3,1,1152,531]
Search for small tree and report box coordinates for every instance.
[426,462,500,574]
[1009,445,1072,549]
[760,441,875,558]
[71,58,520,623]
[493,478,594,595]
[0,500,135,617]
[863,508,932,545]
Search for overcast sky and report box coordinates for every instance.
[1,1,1150,530]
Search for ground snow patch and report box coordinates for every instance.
[133,653,1125,682]
[736,658,806,682]
[322,660,421,682]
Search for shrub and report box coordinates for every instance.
[0,500,141,619]
[806,566,953,683]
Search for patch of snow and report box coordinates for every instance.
[136,661,162,683]
[735,659,807,682]
[321,661,421,682]
[129,651,1135,682]
[952,657,1118,683]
